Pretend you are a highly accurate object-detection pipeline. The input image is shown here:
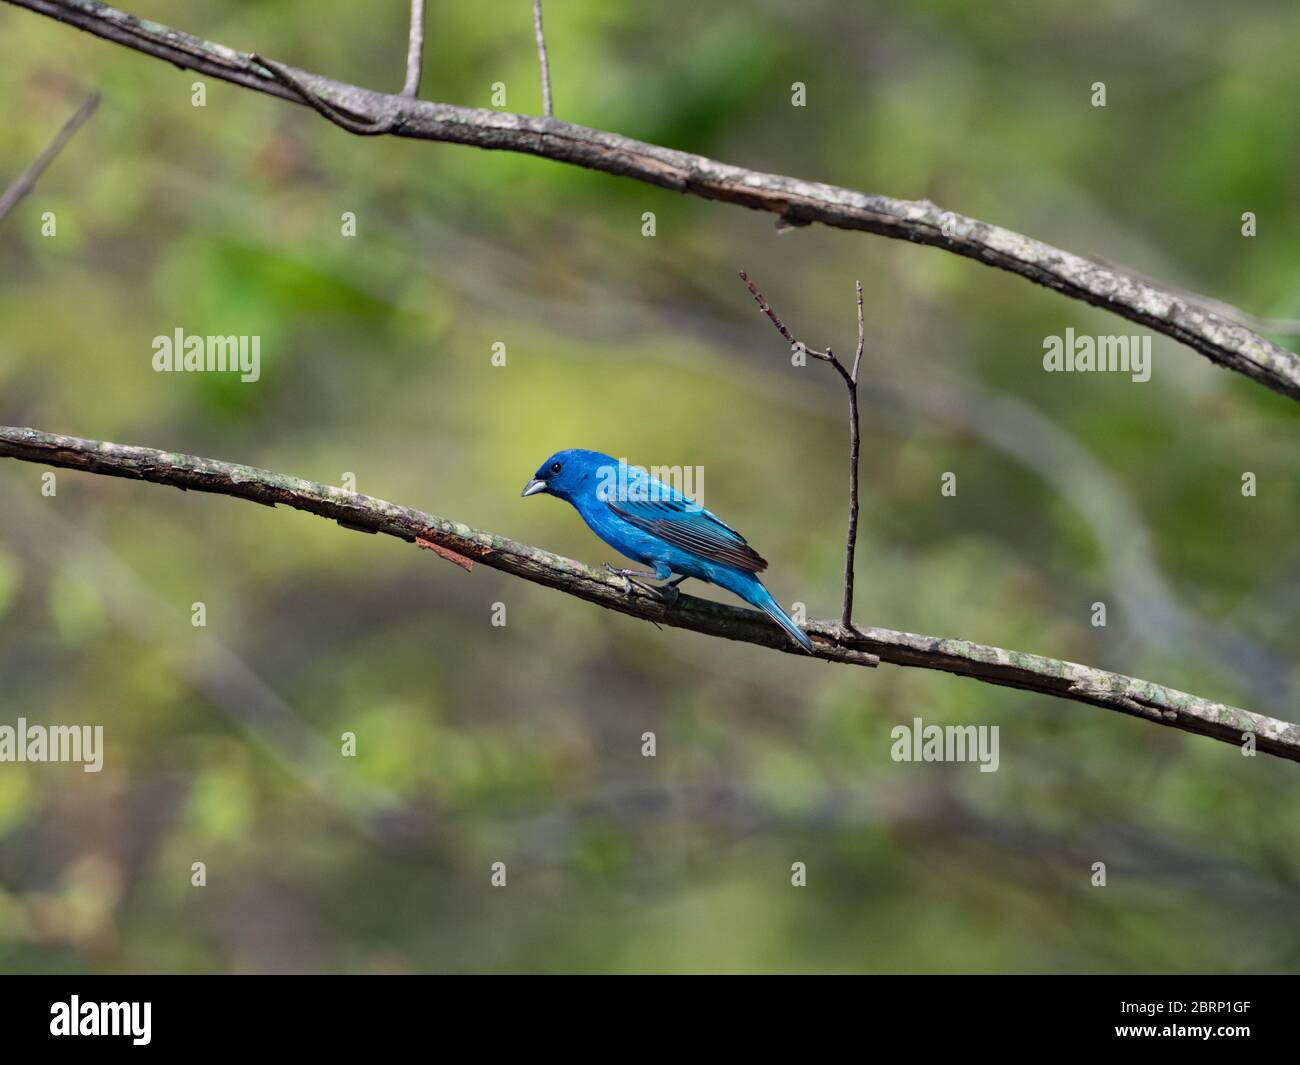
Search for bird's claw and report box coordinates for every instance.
[603,562,681,603]
[602,562,635,597]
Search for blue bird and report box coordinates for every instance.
[522,449,814,653]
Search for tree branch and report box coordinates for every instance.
[0,89,99,223]
[531,0,553,117]
[7,0,1299,401]
[1,425,1295,762]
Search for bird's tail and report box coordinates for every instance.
[747,581,815,654]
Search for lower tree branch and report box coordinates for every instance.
[6,0,1299,402]
[2,426,1295,762]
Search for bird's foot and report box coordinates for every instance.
[602,562,629,596]
[603,562,653,598]
[603,563,684,604]
[657,576,686,607]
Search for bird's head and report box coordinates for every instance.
[521,449,615,504]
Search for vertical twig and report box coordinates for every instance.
[841,281,865,631]
[0,91,100,224]
[532,0,554,117]
[738,272,866,632]
[402,0,426,97]
[851,280,865,383]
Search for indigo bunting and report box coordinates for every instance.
[522,449,814,653]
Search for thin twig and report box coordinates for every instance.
[852,280,865,383]
[10,0,1297,400]
[532,0,553,117]
[739,270,813,352]
[0,90,99,223]
[842,279,865,627]
[402,0,424,97]
[740,272,863,630]
[738,271,837,366]
[2,426,1293,762]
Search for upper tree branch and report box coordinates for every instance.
[7,0,1300,402]
[1,426,1295,763]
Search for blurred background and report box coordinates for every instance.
[1,0,1298,974]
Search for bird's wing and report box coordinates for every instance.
[607,491,768,574]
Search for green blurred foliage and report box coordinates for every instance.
[0,0,1298,973]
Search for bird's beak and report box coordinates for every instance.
[521,478,547,498]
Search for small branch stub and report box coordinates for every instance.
[417,536,475,572]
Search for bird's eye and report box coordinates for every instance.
[550,462,562,475]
